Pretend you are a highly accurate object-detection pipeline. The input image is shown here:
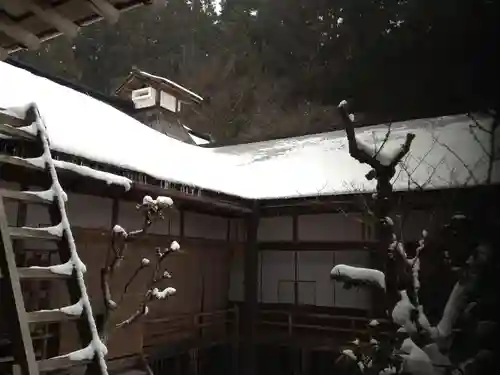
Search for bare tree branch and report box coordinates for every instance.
[467,112,492,134]
[433,138,479,185]
[338,100,415,178]
[99,195,177,343]
[338,100,383,170]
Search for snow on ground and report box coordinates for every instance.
[0,62,496,200]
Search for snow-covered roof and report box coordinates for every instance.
[182,124,211,146]
[116,68,204,104]
[1,61,497,200]
[135,69,204,103]
[190,133,210,146]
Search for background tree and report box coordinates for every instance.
[13,0,500,143]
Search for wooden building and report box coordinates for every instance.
[0,0,149,60]
[1,57,498,375]
[115,68,213,146]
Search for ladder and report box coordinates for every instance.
[0,104,107,375]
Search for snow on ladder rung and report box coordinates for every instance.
[9,224,64,241]
[16,267,71,280]
[26,309,80,324]
[0,108,27,128]
[0,189,54,205]
[0,123,37,141]
[26,301,83,324]
[0,154,43,170]
[38,355,91,373]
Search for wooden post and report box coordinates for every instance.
[179,209,185,238]
[231,306,240,375]
[292,214,299,306]
[292,347,302,375]
[242,201,259,375]
[188,348,199,375]
[301,347,310,375]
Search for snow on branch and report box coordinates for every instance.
[330,264,386,290]
[338,100,415,176]
[398,338,434,375]
[100,194,178,345]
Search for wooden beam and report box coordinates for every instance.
[0,198,38,375]
[110,198,119,227]
[0,14,41,50]
[242,201,259,375]
[0,108,27,128]
[258,241,377,252]
[133,182,252,216]
[292,214,298,306]
[19,0,80,39]
[86,0,120,24]
[16,267,71,280]
[0,123,37,141]
[179,209,185,238]
[0,46,9,61]
[0,154,41,170]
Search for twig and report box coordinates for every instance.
[374,122,392,160]
[338,100,415,176]
[338,100,383,169]
[467,112,492,134]
[434,138,479,184]
[467,125,491,158]
[99,196,176,340]
[117,263,147,305]
[114,243,179,330]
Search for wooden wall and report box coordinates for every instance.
[229,210,436,310]
[0,181,239,359]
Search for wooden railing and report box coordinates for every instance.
[143,307,239,349]
[258,309,390,340]
[142,306,389,350]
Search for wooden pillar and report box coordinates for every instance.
[293,214,298,306]
[13,184,27,265]
[291,347,302,375]
[242,201,260,375]
[188,348,199,375]
[231,306,240,375]
[179,209,185,238]
[111,198,120,227]
[301,347,310,375]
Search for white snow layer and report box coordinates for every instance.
[23,154,132,190]
[1,62,497,200]
[342,349,357,361]
[399,338,435,375]
[330,264,386,289]
[189,132,210,145]
[392,290,417,333]
[135,69,204,102]
[152,287,176,300]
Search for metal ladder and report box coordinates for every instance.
[0,105,107,375]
